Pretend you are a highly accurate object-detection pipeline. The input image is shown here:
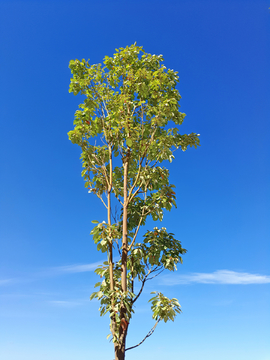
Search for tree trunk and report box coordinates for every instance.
[108,145,114,294]
[108,145,116,337]
[121,158,129,292]
[114,330,127,360]
[117,153,129,360]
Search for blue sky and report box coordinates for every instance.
[0,1,269,359]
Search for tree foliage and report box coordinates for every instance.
[68,43,199,360]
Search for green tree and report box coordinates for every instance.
[68,43,199,360]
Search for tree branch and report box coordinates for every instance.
[125,318,161,352]
[128,210,144,251]
[132,265,163,305]
[127,127,158,204]
[96,193,108,209]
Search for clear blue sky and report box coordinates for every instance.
[0,1,269,359]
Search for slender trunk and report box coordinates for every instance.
[121,157,129,292]
[108,192,114,292]
[108,145,115,337]
[114,326,128,360]
[116,152,130,360]
[108,145,114,292]
[122,103,130,293]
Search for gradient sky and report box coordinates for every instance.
[0,1,269,360]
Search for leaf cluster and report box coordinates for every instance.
[149,292,182,323]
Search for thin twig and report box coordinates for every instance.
[128,211,144,251]
[147,267,164,280]
[125,318,161,351]
[96,193,108,209]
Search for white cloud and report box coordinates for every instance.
[55,261,103,273]
[46,260,105,275]
[49,257,120,275]
[0,279,13,286]
[161,270,270,285]
[1,262,106,284]
[48,300,81,307]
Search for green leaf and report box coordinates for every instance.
[126,138,132,147]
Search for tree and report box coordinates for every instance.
[68,43,200,360]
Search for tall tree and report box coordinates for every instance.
[68,43,200,360]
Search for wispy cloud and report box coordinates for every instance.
[55,261,103,273]
[47,257,119,275]
[161,270,270,285]
[0,262,105,286]
[44,260,105,276]
[0,279,14,286]
[48,300,82,308]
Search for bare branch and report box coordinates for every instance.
[132,265,163,305]
[96,193,108,209]
[128,209,145,251]
[131,273,149,305]
[112,188,124,206]
[127,128,158,204]
[87,151,110,189]
[147,267,164,280]
[125,318,161,352]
